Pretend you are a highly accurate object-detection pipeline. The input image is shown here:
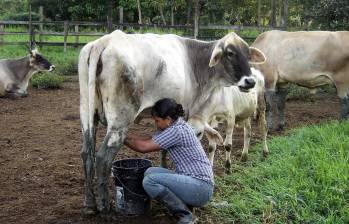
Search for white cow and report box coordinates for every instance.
[188,68,268,172]
[78,30,266,214]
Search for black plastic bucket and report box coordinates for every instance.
[112,158,152,216]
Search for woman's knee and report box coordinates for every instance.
[143,175,165,198]
[144,166,173,177]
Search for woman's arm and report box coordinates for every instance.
[124,134,161,153]
[127,133,152,140]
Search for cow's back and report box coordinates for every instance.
[252,30,349,90]
[98,32,195,116]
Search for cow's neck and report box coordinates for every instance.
[6,57,31,82]
[182,39,221,114]
[183,38,217,89]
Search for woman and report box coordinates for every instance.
[124,98,214,224]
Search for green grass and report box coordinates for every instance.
[31,73,65,89]
[210,121,349,224]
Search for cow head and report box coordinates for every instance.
[29,49,55,72]
[209,32,266,92]
[188,116,224,146]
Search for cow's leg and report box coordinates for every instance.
[258,104,269,158]
[96,124,129,214]
[241,118,252,162]
[160,150,168,168]
[340,95,349,120]
[265,89,275,131]
[276,87,288,131]
[207,141,217,166]
[332,70,349,120]
[223,118,235,173]
[81,126,98,215]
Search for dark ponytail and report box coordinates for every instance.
[151,98,185,120]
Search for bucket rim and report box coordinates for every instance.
[112,158,152,170]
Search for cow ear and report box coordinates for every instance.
[248,47,266,65]
[204,123,224,146]
[209,44,224,67]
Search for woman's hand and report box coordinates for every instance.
[124,134,161,153]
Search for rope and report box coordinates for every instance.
[112,168,149,199]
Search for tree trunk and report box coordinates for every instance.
[186,0,192,25]
[107,0,113,33]
[270,0,276,27]
[257,0,261,27]
[171,2,174,26]
[159,5,167,25]
[137,0,142,24]
[193,0,200,39]
[281,0,289,28]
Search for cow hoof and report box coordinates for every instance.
[241,154,248,162]
[81,206,98,216]
[224,161,231,173]
[276,125,284,132]
[263,150,269,158]
[99,212,113,221]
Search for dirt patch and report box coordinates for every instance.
[0,80,340,224]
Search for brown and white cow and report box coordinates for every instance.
[252,30,349,130]
[78,30,265,214]
[0,49,55,97]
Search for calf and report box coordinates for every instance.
[188,68,268,172]
[0,49,55,97]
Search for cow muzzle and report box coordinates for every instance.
[237,76,256,92]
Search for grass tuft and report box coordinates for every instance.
[31,73,65,89]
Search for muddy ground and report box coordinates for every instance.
[0,80,340,224]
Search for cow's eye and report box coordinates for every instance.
[227,50,236,59]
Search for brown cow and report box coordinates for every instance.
[252,30,349,130]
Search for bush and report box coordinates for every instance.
[287,84,337,101]
[31,73,65,89]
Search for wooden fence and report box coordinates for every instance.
[0,20,281,52]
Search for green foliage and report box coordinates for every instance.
[4,12,40,21]
[0,0,28,20]
[303,0,349,30]
[31,73,65,89]
[211,121,349,223]
[287,84,337,101]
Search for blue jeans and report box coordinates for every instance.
[142,167,214,207]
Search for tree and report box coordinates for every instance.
[186,0,192,24]
[281,0,288,28]
[270,0,276,27]
[137,0,142,24]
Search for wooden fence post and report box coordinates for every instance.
[75,25,79,47]
[39,6,43,43]
[29,3,33,47]
[63,20,69,52]
[119,6,124,30]
[193,0,200,39]
[0,24,4,45]
[236,25,241,35]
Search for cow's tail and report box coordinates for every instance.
[87,38,110,136]
[78,42,93,136]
